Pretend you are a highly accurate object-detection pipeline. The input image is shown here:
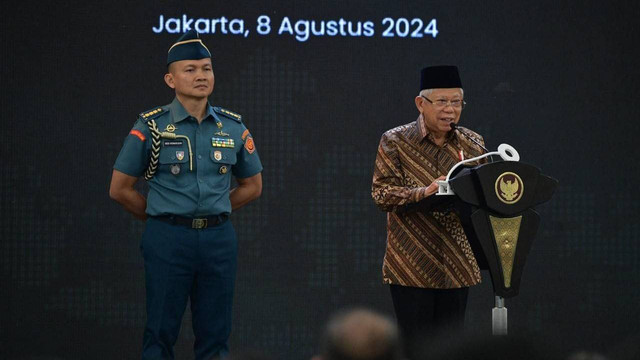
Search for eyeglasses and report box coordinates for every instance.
[421,95,466,109]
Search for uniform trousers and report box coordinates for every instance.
[141,217,237,360]
[389,284,469,359]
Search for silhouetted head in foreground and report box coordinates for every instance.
[316,308,401,360]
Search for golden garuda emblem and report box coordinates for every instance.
[495,172,524,204]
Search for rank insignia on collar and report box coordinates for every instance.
[176,151,185,161]
[214,131,230,137]
[165,124,176,133]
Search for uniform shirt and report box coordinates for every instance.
[371,116,485,289]
[114,98,263,217]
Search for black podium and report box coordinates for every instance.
[437,145,558,334]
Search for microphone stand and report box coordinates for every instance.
[450,123,494,162]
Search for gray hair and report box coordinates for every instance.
[419,88,464,97]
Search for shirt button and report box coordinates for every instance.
[198,155,202,159]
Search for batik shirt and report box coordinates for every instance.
[372,116,486,288]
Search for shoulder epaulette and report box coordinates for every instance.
[138,106,168,123]
[214,106,242,123]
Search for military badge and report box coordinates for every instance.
[165,124,176,133]
[176,151,185,161]
[140,107,164,120]
[216,121,223,128]
[214,131,230,137]
[218,108,242,120]
[219,166,228,174]
[244,137,255,154]
[214,150,222,161]
[211,137,235,148]
[170,164,181,175]
[495,172,524,204]
[241,129,250,141]
[129,129,146,141]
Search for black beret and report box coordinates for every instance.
[167,30,211,66]
[420,65,463,90]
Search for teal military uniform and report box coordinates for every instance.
[114,97,262,360]
[115,97,262,216]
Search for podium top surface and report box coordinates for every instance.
[450,161,557,216]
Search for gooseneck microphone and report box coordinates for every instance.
[450,122,490,153]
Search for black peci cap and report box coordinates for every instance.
[420,65,463,90]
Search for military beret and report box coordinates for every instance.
[167,30,211,65]
[420,65,463,90]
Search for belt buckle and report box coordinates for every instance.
[192,218,207,229]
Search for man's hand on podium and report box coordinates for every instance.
[426,176,447,197]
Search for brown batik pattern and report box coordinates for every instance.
[372,116,485,289]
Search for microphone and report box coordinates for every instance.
[450,122,490,153]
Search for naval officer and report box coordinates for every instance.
[109,30,263,360]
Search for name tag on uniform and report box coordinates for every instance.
[211,137,234,148]
[163,140,183,146]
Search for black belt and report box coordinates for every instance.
[152,214,228,229]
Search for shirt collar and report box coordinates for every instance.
[417,114,429,139]
[416,115,457,144]
[169,97,214,123]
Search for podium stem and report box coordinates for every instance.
[492,295,508,335]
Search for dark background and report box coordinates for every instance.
[1,1,639,359]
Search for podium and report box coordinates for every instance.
[436,144,558,335]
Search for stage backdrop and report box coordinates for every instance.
[1,1,639,359]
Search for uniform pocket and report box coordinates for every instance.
[159,144,190,165]
[210,148,237,165]
[157,143,190,181]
